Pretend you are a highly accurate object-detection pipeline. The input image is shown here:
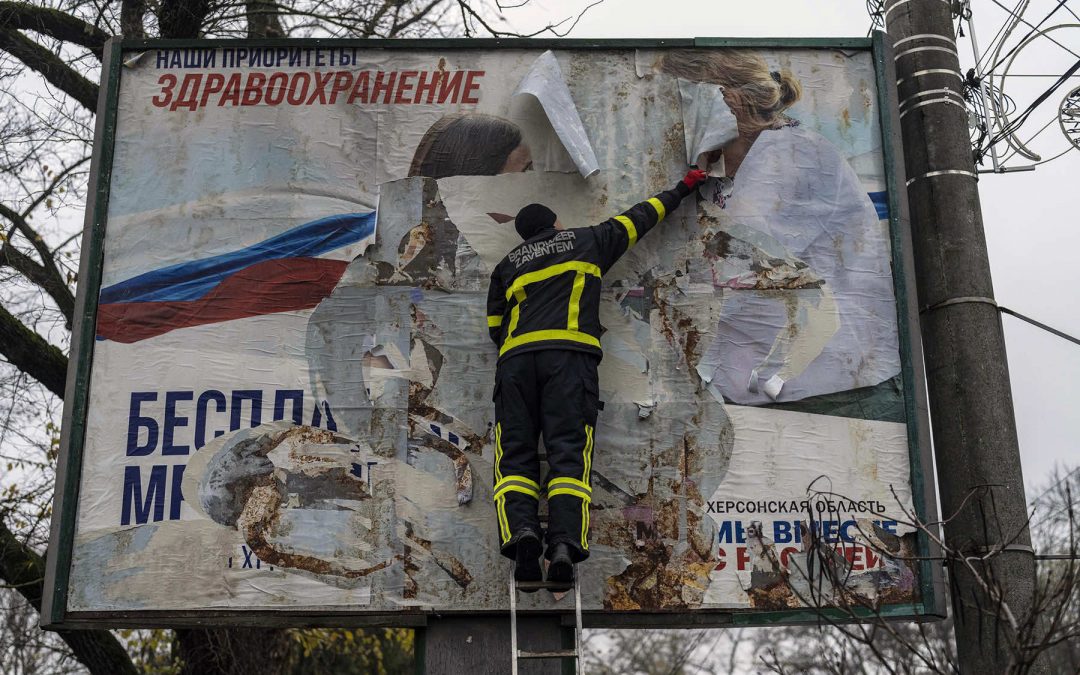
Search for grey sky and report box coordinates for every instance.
[503,0,1080,494]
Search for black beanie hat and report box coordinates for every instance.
[514,203,557,240]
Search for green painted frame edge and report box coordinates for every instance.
[872,29,946,619]
[42,34,940,629]
[116,36,874,50]
[42,38,125,629]
[51,602,936,629]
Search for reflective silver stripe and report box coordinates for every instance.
[495,473,540,492]
[547,484,593,502]
[548,476,592,493]
[494,478,540,500]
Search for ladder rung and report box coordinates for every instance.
[518,650,578,659]
[514,580,574,592]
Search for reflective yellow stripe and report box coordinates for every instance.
[646,197,667,222]
[505,288,526,342]
[549,487,592,502]
[567,271,586,331]
[494,423,503,483]
[496,474,541,491]
[496,496,511,543]
[505,261,601,301]
[581,499,589,550]
[581,425,593,550]
[548,476,591,493]
[487,315,503,327]
[615,215,638,248]
[495,484,541,500]
[499,329,601,357]
[582,425,593,484]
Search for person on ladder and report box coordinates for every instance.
[487,168,708,589]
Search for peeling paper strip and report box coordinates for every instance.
[512,50,600,178]
[678,78,740,166]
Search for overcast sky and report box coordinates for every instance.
[502,0,1080,496]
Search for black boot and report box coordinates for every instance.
[546,542,574,590]
[513,530,543,591]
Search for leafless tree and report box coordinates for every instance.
[754,467,1080,674]
[581,467,1078,674]
[0,0,601,672]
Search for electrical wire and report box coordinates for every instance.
[866,0,885,36]
[986,57,1080,151]
[985,0,1074,75]
[1014,114,1060,146]
[971,14,1080,162]
[965,73,1018,162]
[1064,0,1080,22]
[978,0,1029,71]
[984,0,1033,74]
[988,0,1080,62]
[1029,466,1080,507]
[999,306,1080,347]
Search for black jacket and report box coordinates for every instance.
[486,180,693,363]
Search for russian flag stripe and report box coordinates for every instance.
[100,211,375,304]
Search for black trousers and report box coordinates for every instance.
[493,349,600,563]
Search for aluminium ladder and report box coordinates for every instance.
[509,573,583,675]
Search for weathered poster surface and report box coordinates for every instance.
[52,42,933,621]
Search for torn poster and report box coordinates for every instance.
[678,77,740,166]
[512,50,600,178]
[49,44,934,625]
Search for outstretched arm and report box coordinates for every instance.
[594,169,707,271]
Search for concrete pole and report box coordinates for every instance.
[884,1,1041,672]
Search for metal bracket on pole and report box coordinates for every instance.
[905,168,978,186]
[920,295,998,314]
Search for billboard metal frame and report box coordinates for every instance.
[43,32,944,629]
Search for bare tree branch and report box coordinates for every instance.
[0,27,99,112]
[0,516,137,674]
[388,0,442,37]
[0,202,77,326]
[0,304,67,399]
[455,0,603,38]
[0,244,74,326]
[0,2,109,58]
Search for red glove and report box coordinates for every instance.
[681,168,708,190]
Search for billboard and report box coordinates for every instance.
[44,36,940,627]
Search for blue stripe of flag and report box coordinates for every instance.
[100,211,376,304]
[868,191,889,221]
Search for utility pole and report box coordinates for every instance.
[885,1,1041,672]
